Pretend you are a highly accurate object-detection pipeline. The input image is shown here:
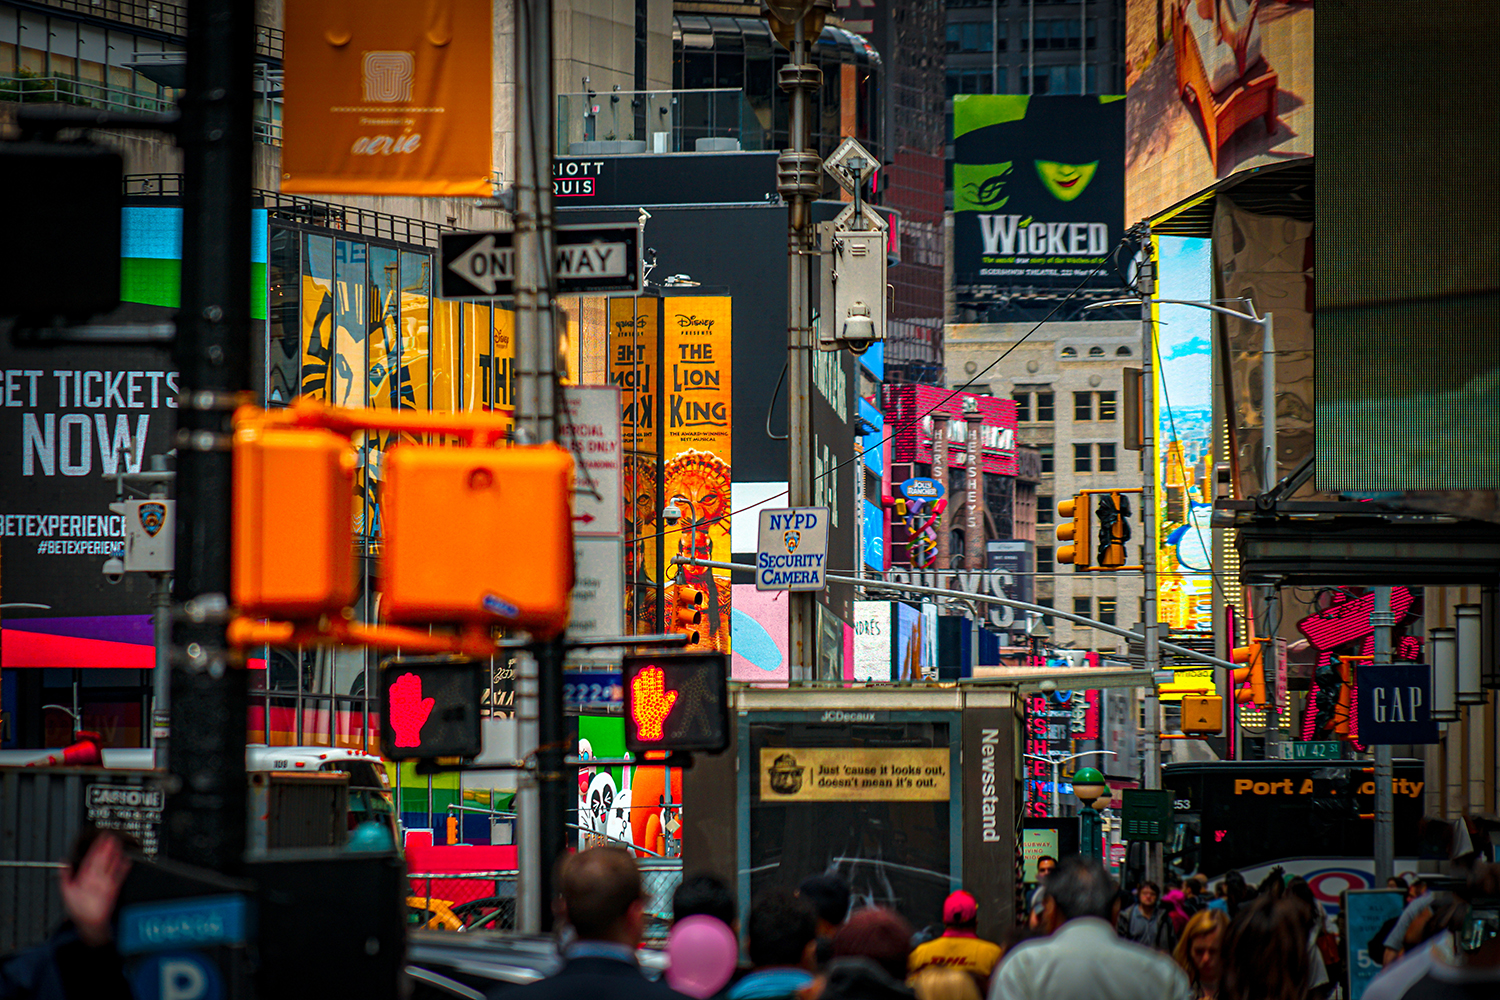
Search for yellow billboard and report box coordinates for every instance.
[282,0,492,196]
[758,748,951,802]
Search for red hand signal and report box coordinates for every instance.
[629,665,678,741]
[388,671,436,747]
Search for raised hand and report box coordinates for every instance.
[389,671,436,747]
[59,834,131,947]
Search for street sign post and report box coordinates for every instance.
[1279,740,1346,761]
[755,507,830,592]
[439,224,640,299]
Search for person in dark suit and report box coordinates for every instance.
[488,846,684,1000]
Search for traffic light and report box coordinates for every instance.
[1056,494,1091,568]
[379,657,485,761]
[623,653,730,754]
[1096,491,1133,569]
[670,585,705,644]
[1231,640,1267,707]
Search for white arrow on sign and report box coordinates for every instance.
[449,234,513,296]
[449,236,631,296]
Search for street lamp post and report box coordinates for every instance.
[1070,766,1110,860]
[1023,749,1117,817]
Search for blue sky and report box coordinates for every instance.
[1156,236,1213,412]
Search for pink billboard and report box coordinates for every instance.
[884,384,1018,476]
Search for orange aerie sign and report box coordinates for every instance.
[281,0,492,197]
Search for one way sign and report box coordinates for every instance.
[440,224,640,299]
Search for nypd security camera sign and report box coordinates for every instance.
[756,507,830,592]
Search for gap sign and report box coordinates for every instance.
[756,507,829,592]
[1357,663,1439,744]
[440,224,640,298]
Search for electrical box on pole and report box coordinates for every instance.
[818,136,887,355]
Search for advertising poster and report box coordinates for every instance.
[950,95,1125,297]
[609,296,660,634]
[1022,829,1059,882]
[885,384,1019,476]
[282,0,492,197]
[1344,890,1406,1000]
[1154,236,1215,706]
[1,207,264,672]
[1125,0,1314,223]
[758,748,950,802]
[731,584,788,684]
[661,296,732,653]
[853,600,892,682]
[892,601,931,681]
[577,715,681,857]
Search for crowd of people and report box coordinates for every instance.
[4,833,1498,1000]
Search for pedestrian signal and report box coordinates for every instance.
[623,653,729,754]
[379,657,484,760]
[1181,695,1223,734]
[1056,494,1090,568]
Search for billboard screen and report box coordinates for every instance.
[884,384,1018,476]
[951,95,1126,297]
[1125,0,1314,223]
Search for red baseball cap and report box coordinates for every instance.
[943,890,978,924]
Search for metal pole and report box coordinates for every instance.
[779,11,822,681]
[1372,586,1395,883]
[151,573,170,761]
[164,0,252,873]
[1052,760,1060,816]
[514,0,562,933]
[1138,237,1162,885]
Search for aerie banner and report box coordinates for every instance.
[282,0,492,197]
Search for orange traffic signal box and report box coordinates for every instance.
[381,443,575,638]
[233,422,358,619]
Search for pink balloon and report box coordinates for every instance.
[666,915,739,999]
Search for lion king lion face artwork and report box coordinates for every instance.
[664,450,732,653]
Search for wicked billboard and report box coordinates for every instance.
[951,95,1125,298]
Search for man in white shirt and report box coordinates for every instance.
[989,856,1193,1000]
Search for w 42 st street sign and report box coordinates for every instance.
[440,224,639,299]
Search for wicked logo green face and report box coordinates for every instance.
[1034,159,1098,202]
[954,161,1013,212]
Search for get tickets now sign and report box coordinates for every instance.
[755,507,829,592]
[282,0,492,196]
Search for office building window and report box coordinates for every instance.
[1074,391,1092,421]
[1036,392,1055,422]
[1037,545,1054,567]
[1074,443,1092,472]
[1038,495,1053,524]
[1039,445,1054,474]
[1098,598,1117,626]
[1098,443,1117,473]
[1013,392,1031,422]
[1098,391,1117,420]
[1073,596,1091,618]
[1039,598,1054,626]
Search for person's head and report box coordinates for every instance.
[1164,875,1183,893]
[910,967,981,1000]
[797,874,852,938]
[831,907,915,981]
[1173,908,1230,988]
[1214,881,1228,899]
[674,872,738,930]
[1407,878,1428,904]
[1284,877,1320,933]
[1042,855,1119,927]
[942,890,979,931]
[1035,856,1058,881]
[1219,896,1311,1000]
[1186,875,1208,899]
[1137,881,1160,909]
[559,847,648,945]
[747,889,818,971]
[1387,876,1410,891]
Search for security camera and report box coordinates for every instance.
[102,555,125,585]
[662,503,682,526]
[840,301,876,355]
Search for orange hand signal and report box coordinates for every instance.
[629,665,678,741]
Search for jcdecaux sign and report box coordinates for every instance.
[756,507,829,592]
